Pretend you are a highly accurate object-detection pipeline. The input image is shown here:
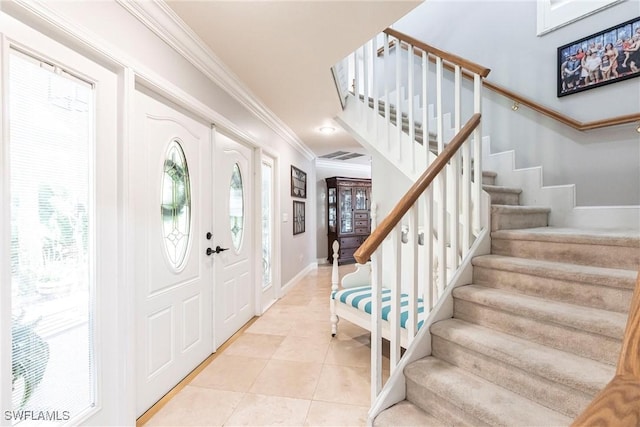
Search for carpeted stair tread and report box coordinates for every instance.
[491,227,640,269]
[373,401,443,426]
[431,318,614,395]
[482,184,522,194]
[492,227,640,248]
[472,254,638,290]
[453,285,626,339]
[405,357,572,426]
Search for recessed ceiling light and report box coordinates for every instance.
[319,126,336,134]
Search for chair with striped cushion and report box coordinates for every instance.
[330,242,426,348]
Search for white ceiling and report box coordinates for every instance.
[165,0,421,159]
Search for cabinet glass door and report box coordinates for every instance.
[328,188,336,233]
[340,188,353,233]
[355,188,367,210]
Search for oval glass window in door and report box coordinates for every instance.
[161,140,191,268]
[229,163,244,251]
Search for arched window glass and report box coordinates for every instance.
[161,140,191,268]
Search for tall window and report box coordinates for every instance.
[9,50,95,422]
[261,161,274,288]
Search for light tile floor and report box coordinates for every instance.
[144,265,389,427]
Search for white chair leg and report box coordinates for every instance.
[330,298,339,337]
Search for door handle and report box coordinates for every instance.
[206,246,229,256]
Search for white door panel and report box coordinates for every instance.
[134,90,212,416]
[214,132,254,348]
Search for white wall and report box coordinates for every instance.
[393,0,640,206]
[1,1,319,285]
[315,159,371,262]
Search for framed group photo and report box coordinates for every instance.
[558,16,640,97]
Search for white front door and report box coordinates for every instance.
[213,132,255,348]
[133,89,213,416]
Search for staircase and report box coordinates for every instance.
[374,172,639,426]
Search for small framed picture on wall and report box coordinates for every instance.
[291,165,307,198]
[293,201,305,235]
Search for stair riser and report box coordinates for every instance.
[491,211,548,231]
[405,377,489,427]
[453,299,621,365]
[473,266,633,313]
[486,191,520,206]
[491,239,640,270]
[482,174,496,186]
[431,336,593,418]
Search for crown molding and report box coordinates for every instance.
[6,0,262,149]
[315,158,372,174]
[117,0,316,161]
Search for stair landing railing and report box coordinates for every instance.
[339,28,490,405]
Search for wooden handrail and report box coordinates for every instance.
[482,79,640,131]
[383,28,491,78]
[382,30,640,131]
[570,272,640,426]
[353,113,481,264]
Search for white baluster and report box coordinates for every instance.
[423,188,434,309]
[451,66,461,270]
[390,223,402,372]
[408,205,418,343]
[436,57,443,155]
[395,38,402,161]
[422,50,429,167]
[354,46,360,99]
[363,40,370,131]
[371,245,382,402]
[473,74,482,233]
[462,138,472,255]
[370,202,382,402]
[371,38,379,142]
[435,56,447,293]
[384,33,391,151]
[408,44,415,174]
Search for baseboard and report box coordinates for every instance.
[280,262,318,297]
[317,258,330,265]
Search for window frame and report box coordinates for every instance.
[537,0,625,36]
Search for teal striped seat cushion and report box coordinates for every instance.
[332,286,425,330]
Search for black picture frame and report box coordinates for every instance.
[558,16,640,97]
[291,165,307,198]
[293,201,305,235]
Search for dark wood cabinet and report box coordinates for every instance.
[326,177,372,265]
